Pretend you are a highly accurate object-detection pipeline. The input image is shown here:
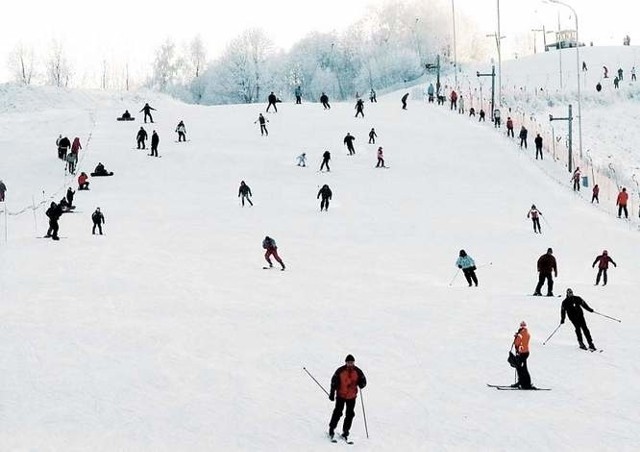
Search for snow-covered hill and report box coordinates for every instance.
[0,80,639,451]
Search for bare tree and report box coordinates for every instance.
[46,39,72,87]
[7,41,36,85]
[189,35,207,79]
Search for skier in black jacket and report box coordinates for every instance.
[92,207,105,235]
[140,103,156,123]
[354,99,365,117]
[137,127,148,149]
[238,181,253,206]
[150,131,159,157]
[266,92,278,112]
[343,133,356,155]
[319,151,331,172]
[317,184,332,211]
[66,187,75,208]
[57,135,71,160]
[561,288,596,350]
[320,92,331,109]
[368,128,377,144]
[45,201,63,240]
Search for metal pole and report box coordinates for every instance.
[491,65,496,119]
[496,0,502,104]
[568,104,573,173]
[452,0,458,90]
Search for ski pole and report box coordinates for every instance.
[302,367,329,396]
[542,323,562,345]
[593,311,621,323]
[360,390,369,439]
[448,269,460,286]
[477,262,493,269]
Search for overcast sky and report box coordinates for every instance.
[2,0,637,85]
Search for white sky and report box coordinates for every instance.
[1,0,637,85]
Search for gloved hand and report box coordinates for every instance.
[329,393,335,401]
[560,319,564,324]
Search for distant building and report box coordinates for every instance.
[545,30,583,51]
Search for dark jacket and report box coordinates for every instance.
[330,365,367,400]
[46,203,63,221]
[593,254,616,270]
[238,183,252,197]
[322,151,331,161]
[268,93,277,104]
[534,135,543,148]
[151,132,159,147]
[137,128,148,140]
[537,253,557,274]
[140,104,155,114]
[92,210,105,224]
[320,94,329,103]
[561,296,594,323]
[317,186,332,200]
[343,134,355,146]
[58,137,71,149]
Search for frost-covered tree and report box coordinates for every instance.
[151,38,184,92]
[45,39,72,87]
[7,41,36,85]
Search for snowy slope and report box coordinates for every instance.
[0,84,639,451]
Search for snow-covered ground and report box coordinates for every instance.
[1,62,639,450]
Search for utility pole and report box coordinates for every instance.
[549,104,573,173]
[477,65,496,119]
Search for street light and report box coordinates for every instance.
[547,0,582,159]
[451,0,458,90]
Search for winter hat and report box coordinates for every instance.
[603,250,608,255]
[547,248,553,254]
[566,288,573,296]
[459,250,467,257]
[345,354,355,363]
[520,321,527,328]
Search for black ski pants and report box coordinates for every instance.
[92,222,103,235]
[260,125,268,136]
[347,144,355,155]
[536,146,543,160]
[266,102,277,112]
[355,109,364,118]
[520,137,527,148]
[178,132,186,142]
[535,271,553,295]
[241,194,253,206]
[516,352,532,389]
[137,138,146,149]
[47,219,59,239]
[463,268,478,286]
[320,198,330,211]
[296,95,301,104]
[322,102,331,109]
[595,268,608,285]
[144,111,153,123]
[369,136,375,144]
[320,160,330,172]
[618,204,628,218]
[532,218,541,233]
[151,144,158,157]
[569,316,593,347]
[329,397,356,436]
[591,194,599,203]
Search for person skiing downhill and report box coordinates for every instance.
[479,109,486,121]
[320,92,331,110]
[368,128,377,144]
[534,247,557,296]
[592,184,600,203]
[266,91,278,112]
[92,207,105,235]
[238,181,253,207]
[376,147,386,168]
[561,288,597,350]
[369,88,377,102]
[328,354,367,443]
[511,321,533,389]
[175,120,187,142]
[456,249,478,287]
[317,184,332,211]
[527,204,542,233]
[493,108,501,128]
[344,133,356,155]
[354,99,365,117]
[296,152,307,167]
[140,103,156,123]
[592,250,617,286]
[137,127,148,149]
[255,113,269,136]
[450,90,458,110]
[319,150,331,172]
[262,236,285,270]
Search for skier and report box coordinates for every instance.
[613,76,619,89]
[561,288,597,350]
[0,179,6,202]
[591,184,600,203]
[527,204,542,234]
[266,91,278,112]
[262,236,285,270]
[320,92,331,110]
[319,150,331,172]
[294,85,302,104]
[66,187,75,208]
[571,167,581,191]
[616,187,629,218]
[469,107,476,117]
[343,133,356,156]
[238,181,253,207]
[368,128,377,144]
[296,152,307,167]
[150,131,159,157]
[137,127,148,149]
[519,125,528,148]
[255,113,269,136]
[71,137,82,157]
[479,109,486,122]
[511,321,533,389]
[449,90,457,110]
[45,201,63,240]
[582,61,587,72]
[401,92,409,110]
[458,96,465,114]
[632,66,637,81]
[78,172,90,190]
[603,66,608,78]
[618,67,623,81]
[534,133,543,160]
[354,98,365,117]
[328,354,367,442]
[92,207,105,235]
[506,117,514,137]
[375,147,386,168]
[57,135,71,160]
[369,88,377,102]
[456,249,478,287]
[533,247,557,296]
[317,184,332,211]
[175,120,187,142]
[592,250,617,286]
[493,108,501,128]
[65,151,78,175]
[140,103,156,123]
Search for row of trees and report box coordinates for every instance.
[5,1,491,103]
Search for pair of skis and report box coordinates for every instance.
[487,384,551,391]
[328,433,353,445]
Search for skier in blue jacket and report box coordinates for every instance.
[456,249,478,287]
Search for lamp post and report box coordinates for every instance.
[548,0,582,159]
[496,0,502,104]
[549,104,573,173]
[452,0,458,90]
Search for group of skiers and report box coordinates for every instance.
[55,135,82,174]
